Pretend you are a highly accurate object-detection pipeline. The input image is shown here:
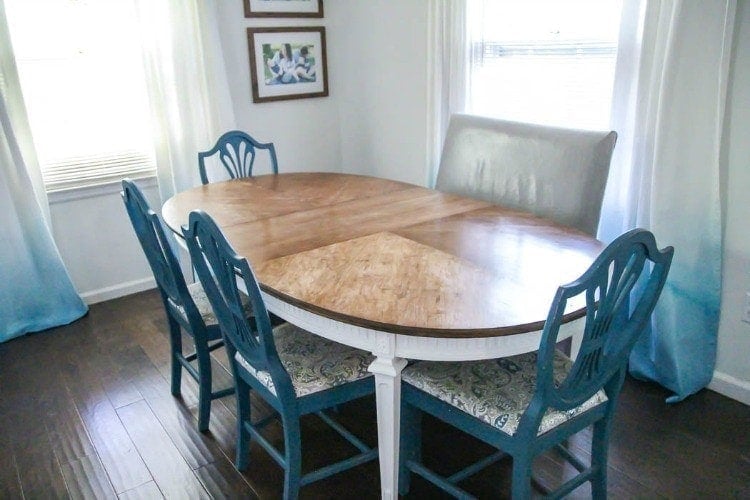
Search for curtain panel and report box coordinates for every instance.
[427,0,468,186]
[135,0,236,204]
[601,0,736,401]
[0,0,88,342]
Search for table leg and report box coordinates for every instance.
[368,355,408,500]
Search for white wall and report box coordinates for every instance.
[329,1,430,186]
[214,2,341,174]
[212,0,429,184]
[49,178,159,304]
[712,1,750,404]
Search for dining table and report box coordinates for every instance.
[161,172,605,499]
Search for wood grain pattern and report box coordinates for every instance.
[60,356,153,494]
[220,188,489,269]
[193,461,260,499]
[162,173,605,338]
[116,400,210,499]
[61,455,118,500]
[117,481,164,500]
[162,172,415,230]
[0,291,748,498]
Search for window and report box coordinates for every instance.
[6,0,156,192]
[466,0,622,130]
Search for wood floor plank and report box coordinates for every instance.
[116,400,210,499]
[130,314,173,373]
[86,326,146,411]
[1,340,70,499]
[77,398,154,495]
[607,406,750,498]
[122,348,171,402]
[195,396,285,499]
[198,398,243,458]
[145,391,227,470]
[0,452,23,499]
[61,455,118,500]
[533,447,657,499]
[117,481,164,500]
[46,402,99,467]
[13,430,69,499]
[605,381,750,498]
[193,460,260,499]
[61,358,153,494]
[0,374,24,498]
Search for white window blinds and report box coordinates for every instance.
[6,0,156,192]
[466,0,623,130]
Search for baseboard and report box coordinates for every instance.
[708,371,750,405]
[80,276,156,305]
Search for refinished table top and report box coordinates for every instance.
[162,172,604,338]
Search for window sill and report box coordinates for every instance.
[47,175,158,205]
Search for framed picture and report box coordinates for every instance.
[244,0,323,18]
[247,27,328,103]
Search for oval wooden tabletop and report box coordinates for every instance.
[162,173,605,338]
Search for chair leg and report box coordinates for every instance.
[282,415,302,500]
[511,455,533,499]
[235,378,252,471]
[196,341,213,432]
[167,315,183,397]
[591,419,610,499]
[398,402,422,496]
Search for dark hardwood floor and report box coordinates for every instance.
[1,289,748,499]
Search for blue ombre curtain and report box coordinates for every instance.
[599,0,736,401]
[0,1,87,342]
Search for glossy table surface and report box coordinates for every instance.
[162,172,605,499]
[162,172,604,338]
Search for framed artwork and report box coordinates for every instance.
[244,0,323,18]
[247,27,328,103]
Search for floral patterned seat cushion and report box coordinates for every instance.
[185,281,252,326]
[234,323,375,398]
[402,351,608,436]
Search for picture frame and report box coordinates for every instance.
[247,27,328,103]
[243,0,323,18]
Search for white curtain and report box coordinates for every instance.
[599,0,736,401]
[427,0,468,186]
[0,0,87,342]
[0,1,48,224]
[135,0,236,203]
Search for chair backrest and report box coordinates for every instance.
[182,210,295,399]
[524,228,673,432]
[198,130,279,185]
[435,114,617,236]
[121,179,201,324]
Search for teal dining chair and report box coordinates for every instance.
[398,228,673,499]
[121,179,236,431]
[183,209,378,499]
[198,130,279,185]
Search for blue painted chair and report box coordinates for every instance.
[398,228,673,499]
[183,209,378,499]
[198,130,279,185]
[121,179,236,431]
